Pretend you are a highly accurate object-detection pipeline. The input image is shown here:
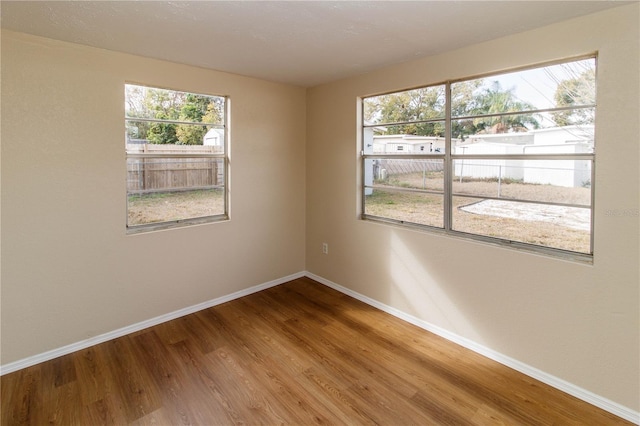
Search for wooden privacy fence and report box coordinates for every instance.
[126,144,224,194]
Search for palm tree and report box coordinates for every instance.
[471,81,539,134]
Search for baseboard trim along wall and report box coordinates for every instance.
[305,272,640,425]
[2,271,638,424]
[0,271,306,376]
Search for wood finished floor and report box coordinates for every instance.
[0,277,633,425]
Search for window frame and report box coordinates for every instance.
[360,55,596,262]
[125,83,230,234]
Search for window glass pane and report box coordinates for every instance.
[127,188,225,226]
[365,188,444,228]
[366,159,444,191]
[127,157,225,226]
[125,84,224,125]
[368,122,447,139]
[127,156,224,193]
[453,115,594,154]
[452,58,595,117]
[364,122,447,154]
[126,121,225,150]
[452,196,590,254]
[452,159,592,204]
[364,86,446,125]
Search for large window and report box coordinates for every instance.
[362,56,596,260]
[125,84,228,232]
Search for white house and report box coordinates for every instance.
[368,126,593,187]
[372,134,449,153]
[453,125,593,187]
[203,127,225,147]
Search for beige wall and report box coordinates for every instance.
[1,31,306,364]
[306,5,639,411]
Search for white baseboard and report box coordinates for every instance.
[305,272,640,425]
[0,271,306,376]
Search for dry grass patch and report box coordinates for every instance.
[366,173,591,254]
[128,189,224,226]
[386,171,591,205]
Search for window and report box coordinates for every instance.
[362,56,596,260]
[125,84,228,232]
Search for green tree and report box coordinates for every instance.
[552,68,595,126]
[126,85,224,145]
[202,102,222,125]
[148,116,178,145]
[145,89,182,144]
[148,117,178,144]
[176,98,223,145]
[451,80,483,139]
[175,94,210,145]
[367,81,539,139]
[175,124,206,145]
[367,86,446,136]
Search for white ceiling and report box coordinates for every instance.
[0,1,628,87]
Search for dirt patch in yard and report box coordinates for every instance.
[367,174,591,253]
[459,199,590,231]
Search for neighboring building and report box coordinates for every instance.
[369,125,593,188]
[203,128,225,147]
[372,135,450,154]
[454,125,593,187]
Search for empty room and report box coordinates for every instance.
[1,1,638,424]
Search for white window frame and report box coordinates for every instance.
[360,55,596,262]
[125,84,229,233]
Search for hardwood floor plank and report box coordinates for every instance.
[71,346,113,406]
[410,389,477,426]
[153,316,193,346]
[213,299,351,424]
[1,367,44,426]
[0,278,634,425]
[236,302,374,424]
[245,356,346,425]
[232,296,323,376]
[128,407,175,426]
[276,283,482,424]
[101,336,163,422]
[180,312,224,355]
[82,395,125,426]
[301,367,380,425]
[168,339,246,424]
[318,318,492,423]
[39,381,82,425]
[46,356,77,388]
[210,347,291,423]
[131,330,205,425]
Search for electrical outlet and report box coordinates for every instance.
[322,243,329,254]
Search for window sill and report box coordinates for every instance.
[126,214,229,235]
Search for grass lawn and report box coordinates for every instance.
[127,189,224,226]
